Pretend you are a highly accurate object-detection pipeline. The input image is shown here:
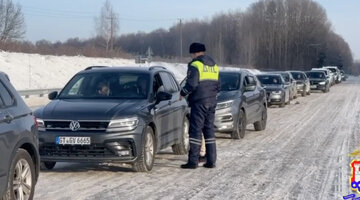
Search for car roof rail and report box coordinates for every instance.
[149,66,166,71]
[85,66,109,70]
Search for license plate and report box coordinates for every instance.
[56,136,91,145]
[310,85,317,89]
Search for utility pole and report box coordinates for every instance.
[179,18,183,62]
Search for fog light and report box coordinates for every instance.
[220,115,233,122]
[118,150,130,156]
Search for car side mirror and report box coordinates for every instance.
[48,91,58,100]
[245,85,256,92]
[155,91,172,104]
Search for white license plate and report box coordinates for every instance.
[56,137,91,145]
[311,85,317,89]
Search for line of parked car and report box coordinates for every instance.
[254,66,347,108]
[0,65,347,199]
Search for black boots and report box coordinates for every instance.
[180,163,197,169]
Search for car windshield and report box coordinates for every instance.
[257,75,282,85]
[306,72,326,79]
[280,73,290,83]
[220,73,240,91]
[290,72,305,80]
[58,72,150,99]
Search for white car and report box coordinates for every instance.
[323,66,341,84]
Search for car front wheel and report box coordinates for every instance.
[172,118,190,155]
[3,149,36,200]
[133,126,155,172]
[231,109,246,139]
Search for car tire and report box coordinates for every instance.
[301,88,306,97]
[40,162,56,170]
[133,126,155,172]
[254,105,267,131]
[172,118,189,155]
[3,149,35,200]
[231,109,246,139]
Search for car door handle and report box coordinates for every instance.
[4,114,13,123]
[168,101,172,106]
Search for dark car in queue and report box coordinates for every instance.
[305,71,330,93]
[288,71,311,97]
[267,71,297,100]
[215,70,267,139]
[34,66,190,172]
[256,74,290,108]
[311,68,333,86]
[340,70,348,81]
[0,72,40,200]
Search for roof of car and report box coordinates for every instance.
[78,66,169,74]
[256,74,282,77]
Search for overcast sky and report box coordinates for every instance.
[14,0,360,60]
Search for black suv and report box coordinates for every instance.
[256,74,291,108]
[215,70,267,139]
[305,71,330,93]
[0,72,40,200]
[35,66,190,172]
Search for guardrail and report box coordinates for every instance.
[18,88,62,98]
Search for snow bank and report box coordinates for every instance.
[0,51,259,90]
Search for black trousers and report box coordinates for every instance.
[188,103,217,165]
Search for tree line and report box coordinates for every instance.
[0,0,357,74]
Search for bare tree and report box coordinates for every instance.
[95,0,119,56]
[0,0,25,42]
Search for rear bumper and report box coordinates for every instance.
[38,126,145,163]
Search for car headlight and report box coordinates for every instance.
[36,118,46,131]
[319,82,326,85]
[107,117,139,132]
[271,91,282,95]
[216,100,233,110]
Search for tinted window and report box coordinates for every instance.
[257,75,282,85]
[160,72,177,93]
[281,73,290,83]
[166,73,180,92]
[0,81,15,107]
[245,75,256,86]
[59,72,150,99]
[290,72,305,80]
[220,73,240,91]
[306,72,326,79]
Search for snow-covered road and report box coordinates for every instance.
[33,77,360,200]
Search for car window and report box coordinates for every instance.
[245,75,256,86]
[166,73,180,92]
[59,72,150,99]
[220,73,240,91]
[0,80,15,107]
[153,73,164,93]
[159,72,177,93]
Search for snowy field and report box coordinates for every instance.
[0,51,260,92]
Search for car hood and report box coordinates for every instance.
[309,78,326,82]
[35,99,148,120]
[263,85,283,91]
[217,90,239,102]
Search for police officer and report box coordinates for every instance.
[180,42,220,169]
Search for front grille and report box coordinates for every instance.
[44,120,109,131]
[40,143,114,157]
[40,142,135,158]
